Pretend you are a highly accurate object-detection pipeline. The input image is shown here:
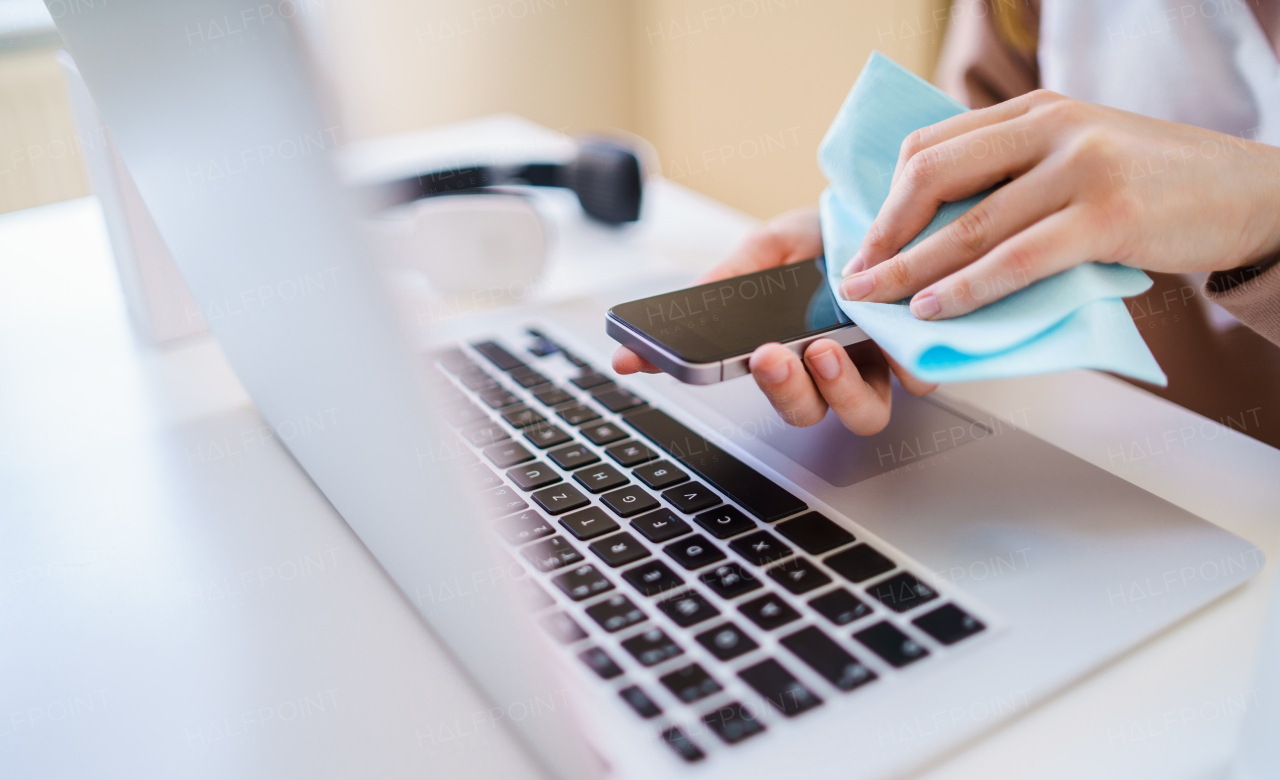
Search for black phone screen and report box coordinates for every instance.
[608,258,852,363]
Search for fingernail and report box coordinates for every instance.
[808,349,841,381]
[840,274,876,301]
[911,292,941,319]
[842,252,865,275]
[754,357,789,384]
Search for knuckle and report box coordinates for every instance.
[839,404,890,436]
[904,146,945,185]
[1024,89,1063,108]
[945,277,975,309]
[862,220,892,253]
[883,254,915,290]
[950,206,993,254]
[1064,128,1115,164]
[1002,242,1040,285]
[899,128,930,163]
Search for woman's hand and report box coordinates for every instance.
[612,206,936,435]
[837,90,1280,320]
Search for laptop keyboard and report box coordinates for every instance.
[429,328,989,763]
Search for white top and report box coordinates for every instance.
[1040,0,1280,145]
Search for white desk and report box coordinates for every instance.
[2,121,1277,780]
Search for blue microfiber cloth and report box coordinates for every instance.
[819,51,1166,385]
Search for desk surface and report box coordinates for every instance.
[2,120,1277,780]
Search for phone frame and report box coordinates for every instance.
[605,310,869,385]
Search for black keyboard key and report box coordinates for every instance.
[457,368,498,391]
[619,685,662,719]
[501,405,546,428]
[462,463,503,491]
[582,421,627,446]
[912,604,986,645]
[809,589,873,626]
[510,367,549,388]
[442,402,488,427]
[825,544,895,583]
[533,385,575,407]
[461,420,509,448]
[601,486,659,518]
[539,611,586,644]
[739,593,801,631]
[585,593,647,633]
[624,408,807,522]
[494,509,555,545]
[588,532,650,568]
[435,347,474,373]
[660,727,704,763]
[695,622,759,661]
[854,621,930,668]
[729,530,793,566]
[479,386,521,409]
[557,404,600,426]
[660,663,722,704]
[472,340,525,371]
[622,560,684,597]
[548,443,599,470]
[633,460,688,490]
[738,659,823,717]
[621,627,683,666]
[572,463,629,494]
[531,484,590,515]
[768,558,832,595]
[478,485,529,518]
[571,371,613,390]
[552,563,614,601]
[506,462,561,491]
[694,505,756,539]
[594,388,646,413]
[604,440,656,467]
[630,509,691,543]
[702,702,766,745]
[699,562,762,599]
[661,482,721,514]
[656,590,720,627]
[780,626,877,692]
[559,507,620,540]
[483,440,535,469]
[525,332,559,357]
[522,537,584,572]
[664,534,727,570]
[577,647,622,680]
[561,350,589,368]
[775,512,855,555]
[523,423,573,449]
[867,572,939,613]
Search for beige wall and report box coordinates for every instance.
[0,45,90,214]
[326,0,949,219]
[630,0,947,218]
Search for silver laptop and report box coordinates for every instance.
[53,2,1264,778]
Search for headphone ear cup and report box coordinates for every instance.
[565,140,643,225]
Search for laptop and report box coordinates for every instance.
[52,2,1264,778]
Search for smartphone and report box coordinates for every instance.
[606,257,868,384]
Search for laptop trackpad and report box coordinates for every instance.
[682,381,987,488]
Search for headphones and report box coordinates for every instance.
[378,138,645,225]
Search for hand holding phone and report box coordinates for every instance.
[610,206,936,436]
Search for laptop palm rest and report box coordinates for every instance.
[682,379,987,487]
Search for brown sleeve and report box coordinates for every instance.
[1205,258,1280,348]
[934,0,1042,108]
